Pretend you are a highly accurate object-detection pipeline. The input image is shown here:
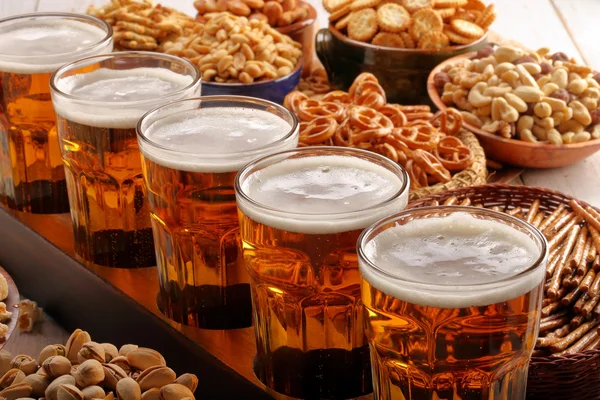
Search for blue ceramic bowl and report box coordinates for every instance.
[201,61,302,105]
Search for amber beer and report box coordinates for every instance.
[50,52,200,268]
[235,147,410,398]
[358,207,548,400]
[137,96,299,329]
[0,13,112,213]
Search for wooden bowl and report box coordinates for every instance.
[427,52,600,168]
[275,1,316,77]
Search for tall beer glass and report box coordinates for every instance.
[50,52,201,268]
[0,13,112,213]
[137,96,299,329]
[235,147,410,399]
[358,207,548,400]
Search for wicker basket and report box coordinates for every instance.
[408,184,600,400]
[409,129,487,201]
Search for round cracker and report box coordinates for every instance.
[347,8,379,42]
[329,4,351,21]
[434,7,456,19]
[450,18,485,38]
[443,26,477,45]
[335,11,354,29]
[433,0,466,8]
[324,0,352,12]
[465,0,486,11]
[400,31,415,48]
[400,0,431,12]
[417,30,449,49]
[350,0,381,11]
[453,9,481,22]
[409,8,443,41]
[372,32,405,48]
[376,3,411,33]
[476,4,496,29]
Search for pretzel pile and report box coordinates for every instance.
[325,0,496,50]
[194,0,311,28]
[284,73,475,190]
[296,68,333,98]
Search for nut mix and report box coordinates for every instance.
[284,72,475,190]
[194,0,311,28]
[434,45,600,144]
[0,329,198,400]
[425,196,600,357]
[325,0,496,49]
[160,12,303,83]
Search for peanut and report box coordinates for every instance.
[519,128,538,142]
[534,102,553,119]
[547,129,563,144]
[572,131,592,143]
[562,132,575,144]
[517,115,534,133]
[513,86,543,103]
[551,68,569,89]
[570,100,593,126]
[568,78,588,95]
[504,93,528,113]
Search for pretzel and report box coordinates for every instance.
[348,105,394,136]
[297,99,346,122]
[333,119,354,146]
[348,72,379,98]
[299,117,338,145]
[283,91,308,115]
[322,90,353,105]
[405,159,428,189]
[373,143,400,163]
[431,108,463,136]
[412,149,452,183]
[378,104,408,127]
[393,125,440,151]
[433,136,474,171]
[381,134,411,166]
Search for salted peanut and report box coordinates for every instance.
[532,124,548,140]
[81,385,105,400]
[494,46,524,63]
[517,115,534,133]
[501,70,520,87]
[551,68,569,89]
[535,116,554,130]
[513,86,543,103]
[42,356,71,379]
[23,373,49,397]
[542,82,559,97]
[558,119,585,134]
[537,75,552,87]
[117,378,141,400]
[572,131,592,143]
[534,102,553,119]
[552,110,568,125]
[569,78,588,95]
[541,96,567,112]
[570,100,593,125]
[520,62,542,75]
[487,75,501,87]
[519,128,538,142]
[581,97,599,111]
[483,86,512,97]
[547,128,563,144]
[562,131,575,143]
[460,111,483,127]
[584,87,600,100]
[494,62,515,75]
[504,92,528,113]
[45,375,76,400]
[588,77,600,89]
[475,105,492,117]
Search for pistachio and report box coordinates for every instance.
[0,369,26,389]
[65,331,91,364]
[100,345,118,364]
[81,385,105,400]
[23,373,50,397]
[116,378,140,400]
[57,384,83,400]
[174,375,197,393]
[77,344,105,365]
[42,356,72,379]
[0,351,12,377]
[102,364,126,390]
[38,345,67,365]
[0,382,33,400]
[70,364,79,376]
[141,388,160,400]
[11,355,38,375]
[159,384,193,400]
[118,346,138,358]
[129,371,141,381]
[136,366,175,392]
[108,357,130,375]
[45,375,76,400]
[75,360,104,388]
[103,391,115,400]
[126,349,165,372]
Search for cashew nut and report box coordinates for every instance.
[532,125,548,140]
[519,128,538,143]
[501,70,520,87]
[495,62,516,76]
[494,46,525,63]
[484,86,512,97]
[516,64,539,88]
[562,132,575,144]
[537,76,552,88]
[517,115,534,134]
[541,96,567,112]
[547,129,563,145]
[572,131,592,143]
[570,100,592,126]
[541,83,560,97]
[504,93,528,113]
[535,116,555,130]
[520,62,542,76]
[513,86,543,103]
[491,97,519,122]
[468,82,493,107]
[460,111,483,128]
[558,119,585,134]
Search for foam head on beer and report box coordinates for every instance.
[0,18,110,74]
[360,211,546,308]
[139,107,296,173]
[238,153,409,234]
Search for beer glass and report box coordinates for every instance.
[235,147,410,399]
[358,206,548,400]
[0,13,113,213]
[137,96,299,329]
[50,52,201,268]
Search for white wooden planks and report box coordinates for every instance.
[552,0,600,68]
[0,0,37,17]
[36,0,197,17]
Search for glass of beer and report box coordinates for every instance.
[137,96,299,329]
[0,13,113,213]
[235,147,410,398]
[358,206,548,400]
[50,52,201,268]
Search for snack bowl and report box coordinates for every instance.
[427,52,600,169]
[315,25,488,105]
[275,1,317,76]
[201,60,303,105]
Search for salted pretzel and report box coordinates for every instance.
[433,136,474,171]
[297,99,346,122]
[348,72,379,98]
[333,119,354,147]
[303,75,332,95]
[348,106,394,138]
[394,125,440,151]
[373,143,399,163]
[322,90,353,105]
[412,149,452,183]
[431,108,463,136]
[378,104,408,127]
[283,91,308,115]
[299,117,338,145]
[405,159,429,189]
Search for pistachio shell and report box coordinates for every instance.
[23,373,50,397]
[0,382,33,400]
[38,345,66,365]
[117,346,138,358]
[103,392,115,400]
[77,343,105,365]
[101,364,126,390]
[11,355,38,375]
[140,388,160,400]
[116,378,140,400]
[81,385,105,400]
[0,351,12,377]
[136,366,175,392]
[65,331,91,364]
[45,375,76,400]
[100,345,118,363]
[57,384,83,400]
[0,369,26,389]
[42,356,71,379]
[75,360,104,388]
[174,374,198,393]
[125,349,165,372]
[159,384,193,400]
[108,357,130,375]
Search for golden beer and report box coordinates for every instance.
[0,13,112,213]
[235,147,409,398]
[137,96,298,329]
[358,207,548,400]
[50,52,200,268]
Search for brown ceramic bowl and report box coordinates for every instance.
[275,1,317,77]
[428,52,600,168]
[316,25,488,105]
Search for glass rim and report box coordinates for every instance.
[357,205,548,289]
[234,146,410,219]
[0,12,113,60]
[49,51,201,107]
[136,95,299,159]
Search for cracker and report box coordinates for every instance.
[443,26,477,45]
[324,0,352,12]
[335,11,354,30]
[464,0,486,11]
[350,0,381,10]
[400,0,431,13]
[417,30,449,49]
[400,31,415,48]
[329,4,352,21]
[476,4,496,29]
[433,0,466,8]
[434,7,456,19]
[450,18,485,38]
[376,3,411,33]
[347,8,379,42]
[409,8,443,41]
[453,9,481,22]
[372,32,405,48]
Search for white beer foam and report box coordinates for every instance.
[53,67,195,129]
[0,19,109,74]
[139,107,296,173]
[359,212,545,308]
[238,155,408,234]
